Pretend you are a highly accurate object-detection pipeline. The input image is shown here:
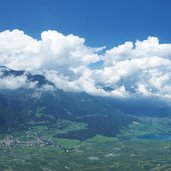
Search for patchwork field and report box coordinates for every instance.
[0,116,171,170]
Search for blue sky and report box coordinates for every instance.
[0,0,171,48]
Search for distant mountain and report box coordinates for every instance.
[0,66,25,76]
[0,66,170,138]
[0,66,54,88]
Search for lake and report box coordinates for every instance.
[137,134,171,141]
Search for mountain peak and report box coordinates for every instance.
[0,66,12,72]
[0,66,54,89]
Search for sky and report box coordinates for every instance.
[0,0,171,47]
[0,0,171,99]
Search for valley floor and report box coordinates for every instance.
[1,116,171,171]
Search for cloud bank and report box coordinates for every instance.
[0,29,171,99]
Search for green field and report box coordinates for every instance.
[1,116,171,171]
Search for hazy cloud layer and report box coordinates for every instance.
[0,29,171,99]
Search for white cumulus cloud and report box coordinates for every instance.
[0,29,171,99]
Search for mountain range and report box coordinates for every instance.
[0,66,170,139]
